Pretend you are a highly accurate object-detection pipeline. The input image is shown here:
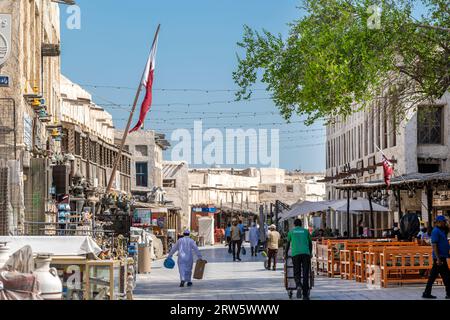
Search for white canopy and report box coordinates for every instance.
[330,197,389,212]
[279,200,334,222]
[279,198,389,222]
[0,236,102,257]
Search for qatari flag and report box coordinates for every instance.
[382,155,394,188]
[129,32,159,133]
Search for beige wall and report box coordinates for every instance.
[0,0,61,156]
[60,75,114,144]
[326,92,450,201]
[0,0,61,234]
[115,130,164,191]
[189,168,326,213]
[163,161,190,230]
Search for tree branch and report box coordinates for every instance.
[415,24,450,33]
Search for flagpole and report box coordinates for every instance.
[105,24,161,194]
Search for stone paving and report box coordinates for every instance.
[134,245,447,300]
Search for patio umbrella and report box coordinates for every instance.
[279,200,334,222]
[330,197,388,239]
[330,197,389,212]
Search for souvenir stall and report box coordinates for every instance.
[0,236,133,300]
[132,205,170,254]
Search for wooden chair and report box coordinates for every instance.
[379,247,433,287]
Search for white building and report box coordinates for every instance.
[61,75,115,144]
[60,76,131,195]
[163,161,190,230]
[188,167,325,230]
[325,90,450,236]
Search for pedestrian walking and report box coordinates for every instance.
[286,219,312,300]
[249,222,259,256]
[225,223,232,253]
[231,220,242,261]
[167,229,203,287]
[422,216,450,299]
[266,224,281,270]
[238,220,247,255]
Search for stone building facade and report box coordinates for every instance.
[0,0,65,234]
[325,89,450,235]
[162,161,190,230]
[188,167,326,230]
[114,130,170,194]
[60,75,131,195]
[259,169,326,206]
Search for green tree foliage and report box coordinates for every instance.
[233,0,450,125]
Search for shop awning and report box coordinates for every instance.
[279,198,389,222]
[132,202,168,213]
[334,172,450,191]
[279,200,334,222]
[330,197,389,212]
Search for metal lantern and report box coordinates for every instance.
[32,98,41,107]
[51,128,61,139]
[38,109,47,118]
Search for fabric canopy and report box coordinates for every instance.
[279,197,389,222]
[0,236,102,257]
[279,200,334,222]
[330,197,389,212]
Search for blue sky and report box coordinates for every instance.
[59,0,427,172]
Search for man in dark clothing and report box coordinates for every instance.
[286,219,312,300]
[422,215,450,299]
[231,220,242,262]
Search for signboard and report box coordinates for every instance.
[133,209,152,226]
[0,75,9,86]
[192,207,216,213]
[0,14,11,66]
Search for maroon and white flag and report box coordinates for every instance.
[382,155,394,187]
[129,32,159,133]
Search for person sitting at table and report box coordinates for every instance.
[417,227,431,243]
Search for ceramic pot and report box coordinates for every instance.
[0,243,10,269]
[34,254,62,300]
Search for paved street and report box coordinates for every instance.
[134,245,447,300]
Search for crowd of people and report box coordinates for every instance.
[224,217,312,300]
[165,214,449,300]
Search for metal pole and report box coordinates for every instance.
[105,24,161,194]
[426,185,433,230]
[347,189,351,239]
[397,189,403,220]
[368,192,374,237]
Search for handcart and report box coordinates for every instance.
[284,248,314,299]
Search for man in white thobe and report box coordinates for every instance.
[249,223,260,256]
[168,230,203,287]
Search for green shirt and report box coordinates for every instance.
[287,226,312,256]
